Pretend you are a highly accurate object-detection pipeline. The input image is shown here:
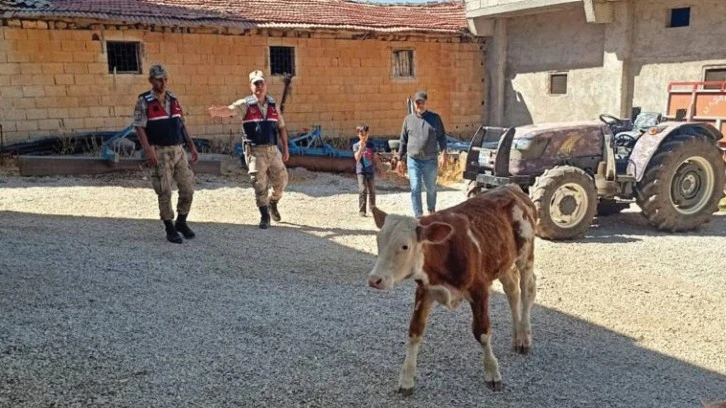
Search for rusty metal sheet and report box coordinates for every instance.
[18,156,222,176]
[286,155,355,174]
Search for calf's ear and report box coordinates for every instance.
[371,206,387,229]
[416,222,453,244]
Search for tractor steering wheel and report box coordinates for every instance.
[599,114,624,126]
[614,134,637,147]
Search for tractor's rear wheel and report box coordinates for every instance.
[635,134,725,231]
[531,166,597,240]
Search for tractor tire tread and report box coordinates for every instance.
[635,134,725,232]
[530,166,597,241]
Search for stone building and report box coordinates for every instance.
[0,0,486,144]
[466,0,726,126]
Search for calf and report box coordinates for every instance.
[367,184,537,394]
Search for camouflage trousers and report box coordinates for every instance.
[150,145,195,221]
[246,145,288,207]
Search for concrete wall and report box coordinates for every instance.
[0,23,486,144]
[630,0,726,112]
[504,5,606,125]
[474,0,726,126]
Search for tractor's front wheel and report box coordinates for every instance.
[531,166,598,240]
[635,134,725,231]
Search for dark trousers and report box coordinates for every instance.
[357,173,376,213]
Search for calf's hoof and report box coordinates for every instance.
[513,332,532,355]
[514,343,531,355]
[486,380,503,392]
[397,387,414,397]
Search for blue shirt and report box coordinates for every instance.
[353,140,376,175]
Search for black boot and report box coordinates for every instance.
[269,201,281,222]
[259,206,270,229]
[175,213,196,239]
[163,220,183,244]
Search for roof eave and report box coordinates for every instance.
[1,10,471,36]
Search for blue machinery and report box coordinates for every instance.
[235,126,355,159]
[287,125,354,158]
[100,124,136,162]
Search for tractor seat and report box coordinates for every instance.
[632,112,662,131]
[614,112,662,147]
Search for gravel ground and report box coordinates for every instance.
[1,158,725,408]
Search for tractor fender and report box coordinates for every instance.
[626,122,722,182]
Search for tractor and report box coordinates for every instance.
[463,107,726,240]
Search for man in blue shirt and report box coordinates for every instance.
[396,91,447,218]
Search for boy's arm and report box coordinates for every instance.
[353,142,365,162]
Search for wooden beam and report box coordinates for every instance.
[18,156,222,176]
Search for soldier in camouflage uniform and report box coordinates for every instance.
[134,64,200,243]
[208,69,290,229]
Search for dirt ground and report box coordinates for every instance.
[1,156,725,407]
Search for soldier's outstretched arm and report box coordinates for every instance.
[207,105,237,118]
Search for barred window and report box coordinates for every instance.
[106,41,141,74]
[270,46,295,76]
[392,50,414,78]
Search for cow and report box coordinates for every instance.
[367,184,537,395]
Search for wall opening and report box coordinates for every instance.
[106,41,141,74]
[270,46,296,76]
[668,7,690,28]
[704,67,726,89]
[549,72,568,95]
[392,49,414,78]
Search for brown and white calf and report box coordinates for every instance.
[367,184,537,394]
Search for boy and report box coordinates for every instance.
[353,124,376,217]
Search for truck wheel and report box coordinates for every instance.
[635,134,725,231]
[531,166,597,240]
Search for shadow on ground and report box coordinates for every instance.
[0,211,724,407]
[575,208,726,244]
